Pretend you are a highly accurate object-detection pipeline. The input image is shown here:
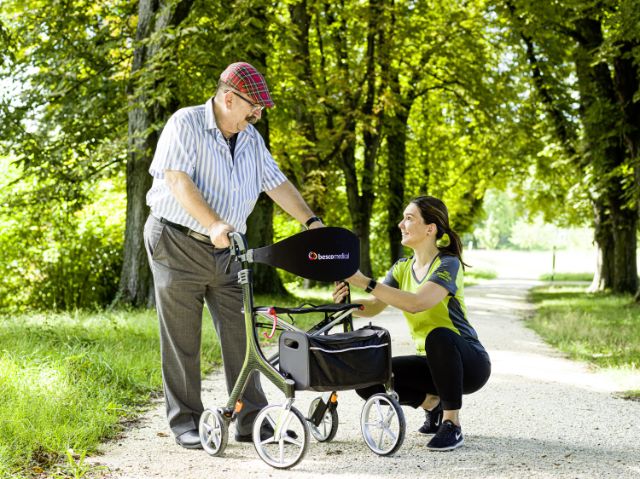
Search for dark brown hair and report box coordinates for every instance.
[410,195,468,268]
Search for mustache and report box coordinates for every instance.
[246,115,259,124]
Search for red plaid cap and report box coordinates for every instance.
[220,62,275,108]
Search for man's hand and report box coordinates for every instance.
[208,220,235,248]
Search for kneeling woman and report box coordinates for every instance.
[333,196,491,451]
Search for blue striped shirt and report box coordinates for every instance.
[146,97,287,234]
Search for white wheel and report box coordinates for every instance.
[199,408,228,456]
[252,404,309,469]
[307,396,339,442]
[360,393,405,456]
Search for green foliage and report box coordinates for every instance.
[1,0,639,303]
[528,285,640,373]
[0,0,135,310]
[466,268,498,280]
[0,156,126,311]
[469,188,596,251]
[498,0,640,228]
[0,0,133,181]
[508,218,593,251]
[267,0,535,275]
[472,190,518,249]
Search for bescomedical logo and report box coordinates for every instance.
[308,251,350,261]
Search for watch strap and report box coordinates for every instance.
[304,216,322,229]
[365,278,377,293]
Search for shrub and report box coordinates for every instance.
[0,178,125,312]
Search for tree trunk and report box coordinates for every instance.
[117,0,195,307]
[386,123,407,265]
[242,3,286,294]
[588,199,615,292]
[288,0,326,289]
[385,96,409,265]
[247,90,286,293]
[288,0,324,215]
[246,193,287,295]
[573,16,638,294]
[612,40,640,299]
[326,0,384,278]
[508,3,638,295]
[356,0,384,277]
[507,1,578,159]
[377,1,406,266]
[119,125,155,307]
[340,138,374,276]
[610,197,638,293]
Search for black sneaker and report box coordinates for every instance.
[418,403,443,434]
[426,420,464,451]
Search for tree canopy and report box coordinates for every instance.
[1,0,639,311]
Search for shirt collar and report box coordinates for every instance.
[205,97,217,131]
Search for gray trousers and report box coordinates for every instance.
[143,215,267,436]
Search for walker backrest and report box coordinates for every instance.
[252,227,359,282]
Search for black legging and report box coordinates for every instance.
[357,327,491,410]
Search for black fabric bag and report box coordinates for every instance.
[278,325,392,392]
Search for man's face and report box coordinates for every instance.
[229,91,263,129]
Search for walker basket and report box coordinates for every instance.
[278,325,391,392]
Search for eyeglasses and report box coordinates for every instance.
[231,91,264,112]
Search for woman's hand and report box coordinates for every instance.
[332,281,350,303]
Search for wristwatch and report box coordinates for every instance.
[305,216,323,229]
[365,278,377,293]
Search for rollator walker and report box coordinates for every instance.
[199,227,405,469]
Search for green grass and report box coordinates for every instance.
[0,292,322,479]
[0,309,185,478]
[539,272,594,281]
[528,285,640,398]
[464,267,497,286]
[466,267,498,280]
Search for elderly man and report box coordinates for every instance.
[144,62,323,449]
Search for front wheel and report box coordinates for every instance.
[199,408,228,456]
[307,396,339,442]
[253,404,309,469]
[360,393,405,456]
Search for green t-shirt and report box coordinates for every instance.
[383,254,482,354]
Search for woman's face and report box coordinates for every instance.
[398,203,435,247]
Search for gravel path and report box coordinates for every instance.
[88,279,640,478]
